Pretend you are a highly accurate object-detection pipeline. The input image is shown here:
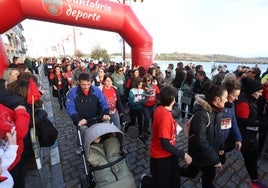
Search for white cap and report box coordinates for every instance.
[80,62,86,67]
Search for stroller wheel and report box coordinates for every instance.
[81,177,95,188]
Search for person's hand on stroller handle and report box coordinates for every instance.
[77,115,110,127]
[78,119,87,126]
[102,115,110,121]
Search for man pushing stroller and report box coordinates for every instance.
[66,73,110,136]
[66,72,135,187]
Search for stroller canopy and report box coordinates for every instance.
[84,123,124,154]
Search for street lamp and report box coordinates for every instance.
[57,38,66,57]
[73,26,77,56]
[64,27,83,57]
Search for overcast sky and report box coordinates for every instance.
[22,0,268,58]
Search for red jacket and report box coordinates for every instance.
[0,104,30,170]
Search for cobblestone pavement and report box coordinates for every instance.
[25,79,268,188]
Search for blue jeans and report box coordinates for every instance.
[110,111,121,130]
[143,105,155,133]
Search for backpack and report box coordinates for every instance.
[184,111,210,139]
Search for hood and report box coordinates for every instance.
[193,94,212,113]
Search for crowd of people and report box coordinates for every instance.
[0,55,268,188]
[0,56,43,187]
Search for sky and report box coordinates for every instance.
[21,0,268,58]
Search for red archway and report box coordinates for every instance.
[0,0,153,77]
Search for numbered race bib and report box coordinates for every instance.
[221,118,232,129]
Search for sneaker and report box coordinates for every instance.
[249,181,268,188]
[123,123,130,134]
[139,174,153,188]
[138,135,147,145]
[122,123,129,136]
[139,174,148,188]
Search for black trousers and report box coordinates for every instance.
[240,130,259,180]
[57,88,67,108]
[10,134,34,188]
[180,163,216,188]
[129,108,143,135]
[150,155,180,188]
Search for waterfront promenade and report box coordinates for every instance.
[25,77,268,188]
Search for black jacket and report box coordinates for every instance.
[192,77,211,95]
[188,95,223,167]
[235,93,263,129]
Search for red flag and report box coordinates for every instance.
[27,78,41,104]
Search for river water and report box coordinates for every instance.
[154,60,268,78]
[111,57,268,78]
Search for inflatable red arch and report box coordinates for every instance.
[0,0,153,77]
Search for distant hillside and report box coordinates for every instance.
[154,53,268,64]
[110,52,268,64]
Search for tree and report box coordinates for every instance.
[75,49,84,58]
[90,45,110,63]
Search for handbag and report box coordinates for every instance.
[36,117,58,147]
[34,108,58,147]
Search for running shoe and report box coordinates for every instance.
[249,181,268,188]
[139,174,147,188]
[139,174,153,188]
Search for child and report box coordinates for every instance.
[149,85,192,188]
[124,77,147,144]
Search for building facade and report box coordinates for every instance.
[1,23,27,63]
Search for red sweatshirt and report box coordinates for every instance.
[0,104,30,170]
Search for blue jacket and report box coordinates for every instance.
[128,88,146,110]
[66,85,109,124]
[221,102,242,142]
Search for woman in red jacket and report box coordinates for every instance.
[50,65,68,109]
[4,78,41,188]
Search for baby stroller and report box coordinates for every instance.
[77,122,135,188]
